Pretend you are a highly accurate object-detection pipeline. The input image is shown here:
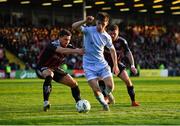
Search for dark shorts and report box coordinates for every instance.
[35,66,68,82]
[117,63,126,76]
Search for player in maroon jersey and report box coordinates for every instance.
[99,24,140,106]
[36,29,84,111]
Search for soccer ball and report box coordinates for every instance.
[76,99,91,113]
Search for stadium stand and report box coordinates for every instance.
[0,25,179,76]
[0,0,179,77]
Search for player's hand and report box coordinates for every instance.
[76,48,85,55]
[131,65,137,75]
[113,65,120,76]
[86,16,94,23]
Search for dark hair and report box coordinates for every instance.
[96,12,110,22]
[59,29,72,37]
[109,24,119,31]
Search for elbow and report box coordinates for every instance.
[110,47,116,53]
[72,24,75,29]
[72,24,77,30]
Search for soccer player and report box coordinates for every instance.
[99,24,140,106]
[35,29,84,112]
[72,12,119,111]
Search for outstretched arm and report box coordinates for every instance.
[56,47,84,55]
[72,16,94,30]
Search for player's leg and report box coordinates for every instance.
[98,80,108,103]
[118,69,139,106]
[88,79,110,111]
[99,65,115,104]
[36,67,54,111]
[84,68,109,111]
[53,69,81,103]
[102,76,115,104]
[98,80,107,97]
[98,80,115,104]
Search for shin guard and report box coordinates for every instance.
[71,86,81,102]
[43,76,52,101]
[127,86,135,102]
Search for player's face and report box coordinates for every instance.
[60,35,71,47]
[96,20,108,32]
[108,29,119,41]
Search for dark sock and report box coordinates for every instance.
[43,76,52,101]
[98,80,107,97]
[71,86,81,102]
[127,86,135,102]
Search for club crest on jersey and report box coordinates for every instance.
[52,40,60,47]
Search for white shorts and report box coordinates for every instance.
[84,65,112,81]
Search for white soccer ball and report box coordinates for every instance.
[76,99,91,113]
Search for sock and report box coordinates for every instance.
[96,93,108,106]
[98,80,107,97]
[127,86,135,102]
[104,86,112,96]
[71,86,81,103]
[43,76,52,101]
[99,80,112,97]
[44,100,49,106]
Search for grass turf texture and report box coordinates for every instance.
[0,77,179,125]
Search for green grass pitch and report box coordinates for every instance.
[0,77,180,125]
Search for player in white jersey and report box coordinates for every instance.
[72,12,119,111]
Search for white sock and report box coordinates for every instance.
[96,93,108,106]
[44,101,49,106]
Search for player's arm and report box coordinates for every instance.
[67,43,75,49]
[127,51,135,68]
[72,16,94,30]
[48,43,84,55]
[56,47,84,55]
[123,39,137,74]
[109,46,119,75]
[127,51,137,74]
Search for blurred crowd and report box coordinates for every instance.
[0,26,83,71]
[0,25,179,75]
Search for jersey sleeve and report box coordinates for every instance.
[121,38,131,54]
[105,34,114,49]
[47,43,57,52]
[80,25,88,33]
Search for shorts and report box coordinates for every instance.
[117,63,126,76]
[84,65,112,81]
[35,66,68,82]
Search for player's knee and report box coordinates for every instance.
[109,85,114,92]
[124,78,132,86]
[42,69,54,78]
[71,81,78,88]
[126,81,133,87]
[67,77,78,88]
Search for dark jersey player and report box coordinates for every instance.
[99,24,140,106]
[36,29,84,111]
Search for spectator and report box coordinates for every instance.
[5,63,11,78]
